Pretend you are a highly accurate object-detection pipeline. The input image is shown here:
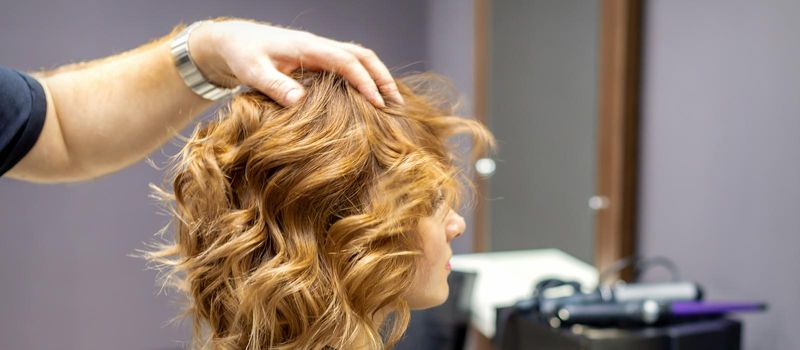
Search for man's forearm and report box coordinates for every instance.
[52,33,210,180]
[9,30,213,182]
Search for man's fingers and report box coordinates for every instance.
[243,63,306,106]
[301,43,385,108]
[338,42,404,105]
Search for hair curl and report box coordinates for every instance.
[145,71,494,349]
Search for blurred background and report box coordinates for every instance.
[1,0,799,349]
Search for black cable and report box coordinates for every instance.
[599,255,682,285]
[633,256,681,282]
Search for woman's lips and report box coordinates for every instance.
[445,261,451,270]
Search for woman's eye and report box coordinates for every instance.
[432,193,445,209]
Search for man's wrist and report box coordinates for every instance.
[186,21,238,88]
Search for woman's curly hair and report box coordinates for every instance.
[145,71,494,349]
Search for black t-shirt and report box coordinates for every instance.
[0,65,47,177]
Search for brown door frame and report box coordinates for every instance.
[472,0,643,281]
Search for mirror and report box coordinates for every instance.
[482,0,601,264]
[473,0,642,274]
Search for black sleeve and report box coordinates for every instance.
[0,65,47,177]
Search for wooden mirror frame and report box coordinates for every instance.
[593,0,642,281]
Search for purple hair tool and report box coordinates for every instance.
[670,301,767,317]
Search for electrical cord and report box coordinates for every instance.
[598,255,681,285]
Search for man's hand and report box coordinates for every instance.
[189,20,404,107]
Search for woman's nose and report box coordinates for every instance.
[446,211,466,241]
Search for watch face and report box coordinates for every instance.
[171,22,237,101]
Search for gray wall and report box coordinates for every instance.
[638,1,800,349]
[0,1,429,349]
[487,0,598,263]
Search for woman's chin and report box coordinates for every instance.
[408,284,450,310]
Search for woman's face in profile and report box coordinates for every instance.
[406,204,466,309]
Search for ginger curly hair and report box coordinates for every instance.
[145,71,493,349]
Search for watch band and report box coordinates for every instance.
[170,21,241,101]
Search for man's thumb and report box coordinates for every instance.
[254,68,306,106]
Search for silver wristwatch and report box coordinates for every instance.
[170,21,241,101]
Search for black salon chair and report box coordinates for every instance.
[394,271,477,350]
